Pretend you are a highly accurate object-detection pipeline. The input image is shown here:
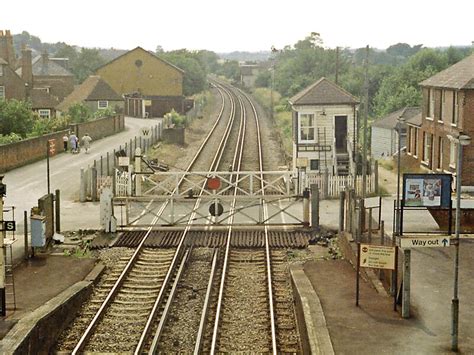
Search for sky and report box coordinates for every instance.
[2,0,473,53]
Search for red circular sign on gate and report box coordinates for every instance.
[207,177,221,190]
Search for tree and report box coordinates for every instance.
[72,48,105,83]
[159,50,207,96]
[0,99,34,137]
[67,103,92,123]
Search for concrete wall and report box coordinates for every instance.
[0,115,125,173]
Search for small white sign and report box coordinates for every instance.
[118,156,130,166]
[399,236,450,248]
[141,127,151,137]
[360,244,396,270]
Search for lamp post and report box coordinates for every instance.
[448,132,471,352]
[396,116,406,237]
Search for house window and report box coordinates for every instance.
[98,100,109,109]
[452,91,458,126]
[439,90,444,121]
[450,141,457,168]
[437,136,443,169]
[427,89,435,119]
[423,132,432,164]
[38,109,51,119]
[413,128,418,157]
[299,113,315,142]
[310,159,319,171]
[0,85,4,99]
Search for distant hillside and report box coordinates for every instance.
[218,51,271,62]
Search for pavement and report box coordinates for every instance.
[2,116,159,264]
[304,165,474,354]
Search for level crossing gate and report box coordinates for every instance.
[112,170,306,228]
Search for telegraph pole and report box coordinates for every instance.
[362,45,369,198]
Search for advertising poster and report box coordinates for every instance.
[404,174,448,207]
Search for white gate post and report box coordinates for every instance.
[135,147,142,196]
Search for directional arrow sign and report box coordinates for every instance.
[399,236,451,248]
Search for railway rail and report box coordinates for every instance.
[56,80,302,353]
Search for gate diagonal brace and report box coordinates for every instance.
[125,201,174,226]
[264,198,304,223]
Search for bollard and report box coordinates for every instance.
[402,249,411,318]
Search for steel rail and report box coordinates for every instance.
[72,84,233,354]
[237,86,278,354]
[210,87,247,354]
[142,81,241,353]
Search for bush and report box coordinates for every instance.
[0,133,23,145]
[67,103,92,123]
[164,109,188,128]
[93,107,116,119]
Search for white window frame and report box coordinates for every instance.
[98,100,109,109]
[422,132,432,165]
[428,89,435,120]
[0,85,5,99]
[298,113,316,143]
[437,136,443,170]
[38,109,51,119]
[450,141,457,168]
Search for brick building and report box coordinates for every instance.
[406,54,474,187]
[0,29,73,118]
[57,75,123,115]
[96,47,186,118]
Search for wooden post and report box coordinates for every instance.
[311,184,320,231]
[24,211,29,260]
[55,189,60,233]
[374,160,379,194]
[368,208,373,243]
[91,167,98,201]
[339,191,345,233]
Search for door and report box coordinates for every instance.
[335,115,347,153]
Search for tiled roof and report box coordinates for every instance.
[289,77,359,106]
[57,75,122,111]
[372,107,421,129]
[420,54,474,89]
[17,55,73,77]
[30,89,59,109]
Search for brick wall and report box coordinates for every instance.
[71,115,124,141]
[0,115,125,173]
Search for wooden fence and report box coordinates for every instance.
[306,172,377,198]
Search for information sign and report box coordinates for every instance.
[359,244,396,270]
[398,236,450,248]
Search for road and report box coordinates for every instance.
[2,117,159,257]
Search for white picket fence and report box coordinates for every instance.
[306,173,376,198]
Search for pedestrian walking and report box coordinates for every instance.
[81,133,92,154]
[62,133,69,152]
[69,133,78,153]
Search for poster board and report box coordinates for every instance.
[403,173,452,208]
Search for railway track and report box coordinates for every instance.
[56,80,303,353]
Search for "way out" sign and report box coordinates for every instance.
[398,236,450,248]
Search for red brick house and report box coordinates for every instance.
[407,54,474,187]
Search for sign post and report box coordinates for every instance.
[357,244,397,308]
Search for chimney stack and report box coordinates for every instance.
[21,45,33,87]
[0,29,15,66]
